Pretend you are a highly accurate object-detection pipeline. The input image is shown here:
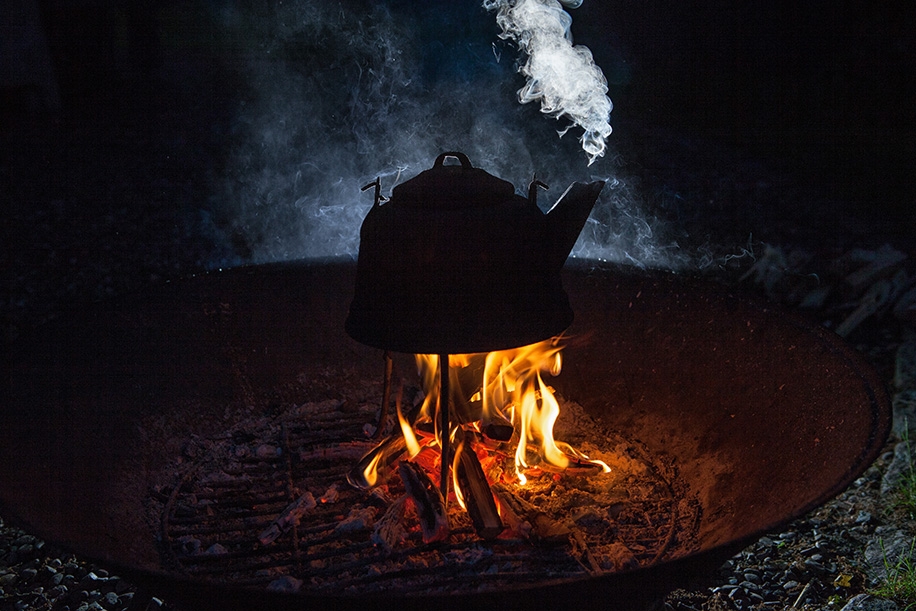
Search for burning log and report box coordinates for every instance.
[257,491,316,546]
[347,435,408,490]
[481,416,515,442]
[398,460,449,544]
[530,449,609,476]
[491,484,570,544]
[454,443,504,539]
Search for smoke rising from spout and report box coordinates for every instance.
[483,0,613,164]
[214,0,681,270]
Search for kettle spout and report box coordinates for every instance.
[544,180,605,270]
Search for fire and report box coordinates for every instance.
[349,337,610,542]
[413,338,609,485]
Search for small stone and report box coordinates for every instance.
[865,528,915,582]
[0,572,18,587]
[103,591,119,606]
[784,580,800,590]
[79,573,101,587]
[893,390,916,440]
[17,544,35,558]
[114,578,132,594]
[712,585,738,594]
[21,567,38,581]
[728,586,749,602]
[266,575,302,593]
[840,593,899,611]
[743,571,761,584]
[804,559,828,575]
[895,340,916,391]
[881,442,913,495]
[856,511,874,524]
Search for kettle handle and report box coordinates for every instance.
[433,151,472,169]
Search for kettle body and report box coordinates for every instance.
[346,152,604,354]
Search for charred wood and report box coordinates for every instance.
[257,491,316,546]
[481,419,514,442]
[371,494,409,552]
[347,435,408,489]
[398,460,449,544]
[455,444,503,539]
[491,483,570,544]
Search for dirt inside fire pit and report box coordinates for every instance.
[142,369,700,596]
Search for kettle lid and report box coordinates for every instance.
[391,151,515,209]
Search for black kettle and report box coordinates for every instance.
[346,152,604,354]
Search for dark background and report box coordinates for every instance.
[578,0,915,219]
[2,0,914,340]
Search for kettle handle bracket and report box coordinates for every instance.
[433,151,473,169]
[528,176,549,206]
[361,177,389,207]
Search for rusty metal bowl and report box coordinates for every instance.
[0,259,890,610]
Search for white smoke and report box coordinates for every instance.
[483,0,613,165]
[212,0,683,270]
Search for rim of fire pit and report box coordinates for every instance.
[0,258,891,611]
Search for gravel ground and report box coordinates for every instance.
[3,25,915,610]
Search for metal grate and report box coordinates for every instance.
[153,397,694,597]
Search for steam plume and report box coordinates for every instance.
[213,1,682,270]
[483,0,613,164]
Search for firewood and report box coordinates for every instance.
[398,460,449,543]
[371,495,409,552]
[455,444,504,539]
[491,483,570,544]
[532,454,607,476]
[257,491,316,546]
[346,435,407,490]
[481,417,514,442]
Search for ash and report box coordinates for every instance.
[144,376,699,597]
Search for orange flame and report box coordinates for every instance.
[397,399,422,458]
[452,441,468,511]
[414,338,609,485]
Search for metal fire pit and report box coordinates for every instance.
[0,260,890,610]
